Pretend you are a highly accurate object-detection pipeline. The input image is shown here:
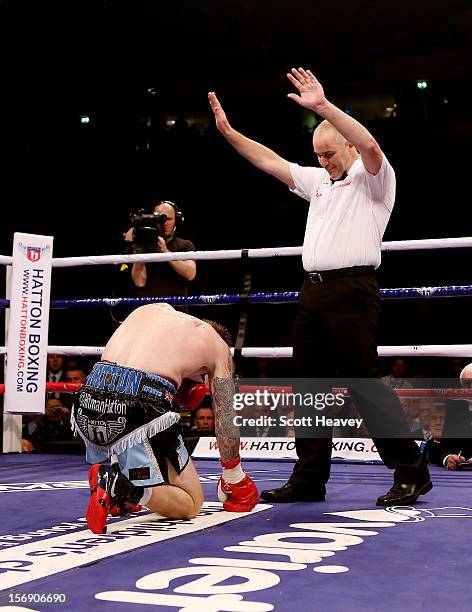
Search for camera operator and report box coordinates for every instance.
[125,201,196,311]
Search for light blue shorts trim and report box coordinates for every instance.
[85,433,189,487]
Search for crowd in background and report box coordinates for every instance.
[19,352,472,469]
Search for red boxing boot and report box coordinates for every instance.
[86,463,142,534]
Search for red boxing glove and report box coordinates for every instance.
[217,459,259,512]
[174,383,209,409]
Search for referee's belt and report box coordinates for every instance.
[304,265,375,285]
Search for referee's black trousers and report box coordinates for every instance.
[289,272,427,491]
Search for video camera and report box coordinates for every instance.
[129,209,168,252]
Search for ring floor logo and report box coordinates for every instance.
[1,504,470,611]
[0,481,89,493]
[0,503,270,591]
[92,504,472,610]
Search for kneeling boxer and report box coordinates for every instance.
[71,303,258,534]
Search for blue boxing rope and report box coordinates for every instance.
[0,285,470,309]
[380,286,472,299]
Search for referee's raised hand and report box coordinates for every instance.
[208,91,231,135]
[286,67,327,112]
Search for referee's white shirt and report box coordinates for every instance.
[289,154,396,272]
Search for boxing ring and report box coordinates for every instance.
[1,235,472,610]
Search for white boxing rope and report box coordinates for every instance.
[51,249,246,268]
[0,236,471,270]
[379,345,472,358]
[382,237,472,252]
[238,345,472,359]
[48,236,472,268]
[47,345,105,356]
[238,347,293,359]
[1,344,471,358]
[52,246,305,268]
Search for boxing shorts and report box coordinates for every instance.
[71,361,189,486]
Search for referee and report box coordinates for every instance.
[208,67,432,506]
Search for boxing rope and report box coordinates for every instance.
[44,235,472,268]
[1,382,471,398]
[1,344,471,358]
[0,284,469,309]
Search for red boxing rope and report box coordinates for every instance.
[0,382,82,394]
[239,385,472,398]
[0,382,470,398]
[394,388,472,398]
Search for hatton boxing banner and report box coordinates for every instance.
[4,233,54,414]
[192,437,384,462]
[193,437,423,463]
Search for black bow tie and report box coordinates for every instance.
[330,172,348,185]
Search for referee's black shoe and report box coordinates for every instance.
[376,478,433,506]
[260,482,325,503]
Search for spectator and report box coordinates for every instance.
[440,362,472,469]
[381,358,413,389]
[46,353,67,400]
[22,398,73,451]
[429,403,447,441]
[411,398,433,439]
[22,414,43,452]
[62,366,87,409]
[47,354,65,382]
[191,406,215,435]
[65,367,87,384]
[126,201,196,311]
[425,402,447,464]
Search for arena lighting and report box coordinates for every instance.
[79,115,90,124]
[416,80,428,89]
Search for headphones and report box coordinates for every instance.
[154,200,184,225]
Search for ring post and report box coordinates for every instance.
[4,233,54,419]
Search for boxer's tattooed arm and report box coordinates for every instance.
[212,358,239,463]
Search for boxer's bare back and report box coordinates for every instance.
[102,303,228,386]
